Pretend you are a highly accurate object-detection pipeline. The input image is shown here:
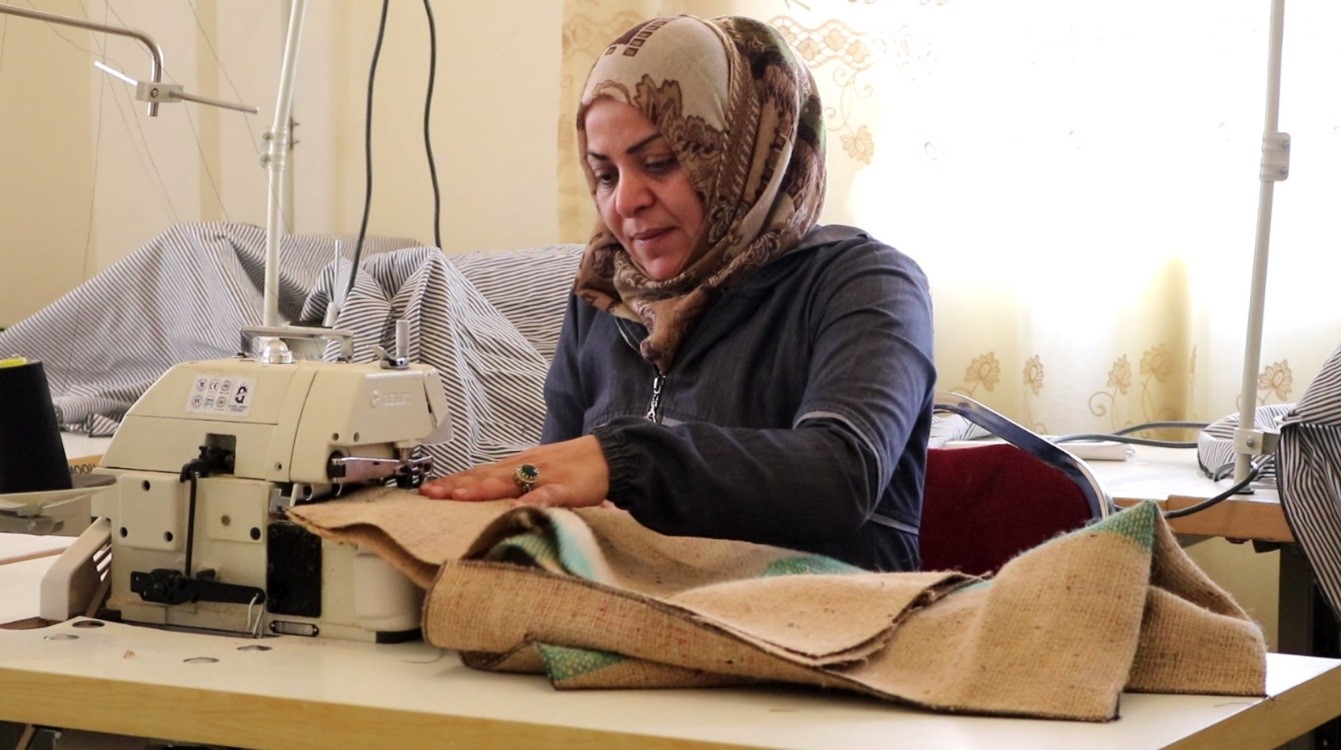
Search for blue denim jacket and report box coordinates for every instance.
[542,225,935,571]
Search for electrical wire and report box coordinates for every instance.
[1163,459,1266,519]
[1042,419,1269,520]
[1053,419,1212,450]
[422,0,442,249]
[343,0,393,306]
[1114,420,1210,435]
[183,471,200,576]
[1052,433,1200,450]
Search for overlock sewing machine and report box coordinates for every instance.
[39,328,450,642]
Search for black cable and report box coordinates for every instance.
[1052,433,1199,450]
[422,0,442,250]
[1163,464,1262,519]
[184,473,199,577]
[343,0,393,305]
[1114,420,1210,436]
[1053,420,1212,450]
[177,446,235,578]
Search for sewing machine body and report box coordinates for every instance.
[89,356,448,641]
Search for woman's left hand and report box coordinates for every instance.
[418,435,611,509]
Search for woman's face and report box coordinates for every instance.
[584,98,705,281]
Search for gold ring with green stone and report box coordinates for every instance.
[513,463,540,493]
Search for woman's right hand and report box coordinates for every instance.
[419,435,612,509]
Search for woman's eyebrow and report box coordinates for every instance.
[587,133,664,161]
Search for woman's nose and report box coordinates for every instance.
[614,172,654,215]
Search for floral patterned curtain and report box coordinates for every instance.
[560,0,1341,433]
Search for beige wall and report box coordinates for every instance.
[0,1,562,327]
[0,0,96,328]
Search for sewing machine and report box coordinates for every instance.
[46,335,450,642]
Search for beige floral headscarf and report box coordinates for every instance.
[573,15,826,373]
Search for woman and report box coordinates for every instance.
[420,15,935,572]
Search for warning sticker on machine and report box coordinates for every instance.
[185,375,257,416]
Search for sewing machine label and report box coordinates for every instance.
[185,375,258,416]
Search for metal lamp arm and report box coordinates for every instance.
[0,2,164,116]
[0,3,256,116]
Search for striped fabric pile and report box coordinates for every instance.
[0,222,582,475]
[1279,344,1341,618]
[289,493,1267,721]
[298,244,580,474]
[1196,403,1293,481]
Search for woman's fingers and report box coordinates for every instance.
[419,436,610,506]
[447,475,520,502]
[510,482,572,508]
[419,469,509,501]
[418,478,456,499]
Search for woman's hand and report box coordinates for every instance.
[418,435,611,509]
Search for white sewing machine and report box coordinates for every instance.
[44,335,449,642]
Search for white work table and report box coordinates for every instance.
[2,438,1340,747]
[1090,445,1290,542]
[0,615,1339,750]
[0,535,72,624]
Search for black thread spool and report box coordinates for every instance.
[0,359,72,494]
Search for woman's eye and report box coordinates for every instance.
[645,157,677,174]
[592,169,616,186]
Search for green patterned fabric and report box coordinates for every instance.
[1084,499,1158,551]
[537,645,628,681]
[761,554,862,577]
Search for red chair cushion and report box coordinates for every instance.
[920,443,1096,576]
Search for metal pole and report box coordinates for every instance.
[262,0,307,327]
[1234,0,1287,484]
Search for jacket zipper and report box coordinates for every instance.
[617,320,667,424]
[645,373,666,423]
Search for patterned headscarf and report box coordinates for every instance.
[573,15,826,373]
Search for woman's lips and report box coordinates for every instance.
[631,228,672,248]
[633,228,670,241]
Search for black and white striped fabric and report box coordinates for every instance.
[1195,403,1295,480]
[448,247,584,363]
[1278,344,1341,618]
[298,244,582,474]
[0,223,416,435]
[927,412,991,448]
[0,222,585,478]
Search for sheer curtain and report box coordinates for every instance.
[560,0,1341,432]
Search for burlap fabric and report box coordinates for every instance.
[288,494,1265,722]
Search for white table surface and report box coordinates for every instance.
[0,614,1336,750]
[1085,445,1291,542]
[1083,445,1275,503]
[0,537,1338,750]
[0,534,73,624]
[1,437,1336,748]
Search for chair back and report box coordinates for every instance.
[920,393,1110,576]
